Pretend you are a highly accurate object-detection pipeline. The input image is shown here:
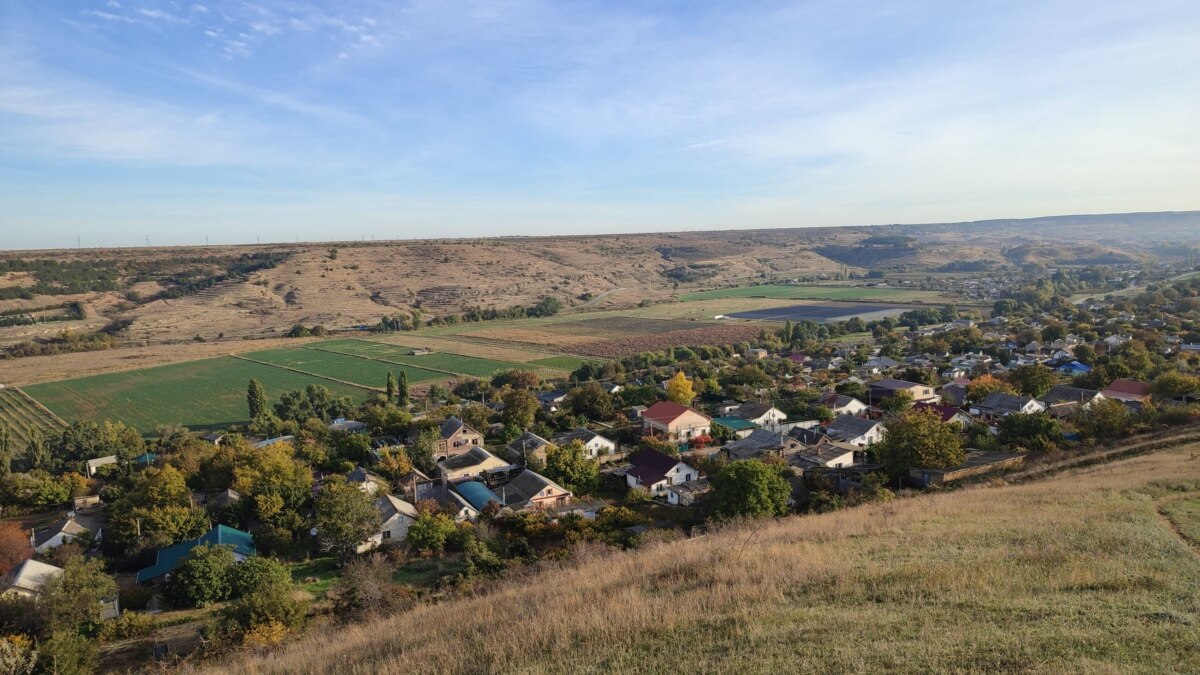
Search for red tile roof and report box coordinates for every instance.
[1103,379,1150,396]
[643,400,708,425]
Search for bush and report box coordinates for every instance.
[118,584,154,612]
[222,576,305,639]
[331,554,413,621]
[36,631,96,675]
[96,611,157,642]
[229,557,290,599]
[167,544,236,608]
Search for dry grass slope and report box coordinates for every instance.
[207,446,1200,675]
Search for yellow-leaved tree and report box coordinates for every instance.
[665,371,695,405]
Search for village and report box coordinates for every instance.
[2,266,1200,669]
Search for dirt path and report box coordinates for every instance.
[580,287,626,308]
[1003,428,1200,484]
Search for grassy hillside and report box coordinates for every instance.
[208,446,1200,674]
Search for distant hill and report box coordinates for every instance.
[204,445,1200,674]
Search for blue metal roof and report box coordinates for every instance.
[135,525,255,583]
[454,481,502,511]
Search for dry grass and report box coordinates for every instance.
[202,446,1200,675]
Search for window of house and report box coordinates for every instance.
[382,531,391,539]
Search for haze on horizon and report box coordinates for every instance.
[1,0,1198,250]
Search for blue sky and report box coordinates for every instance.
[1,0,1197,249]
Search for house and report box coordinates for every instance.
[790,441,858,473]
[493,470,572,511]
[357,494,420,553]
[252,435,295,449]
[1102,379,1152,405]
[550,428,617,459]
[1042,386,1105,408]
[729,401,787,426]
[970,392,1046,418]
[1055,361,1092,376]
[910,450,1025,486]
[452,481,504,513]
[869,378,938,404]
[641,401,712,441]
[711,416,758,439]
[136,525,256,584]
[817,393,869,416]
[912,402,974,428]
[416,416,485,462]
[437,446,510,483]
[536,390,570,412]
[347,466,390,494]
[33,512,103,554]
[85,455,118,477]
[665,479,711,506]
[417,481,480,521]
[328,418,368,434]
[2,560,122,621]
[625,449,699,497]
[723,429,802,461]
[747,348,769,360]
[940,382,970,407]
[824,414,885,447]
[505,431,552,465]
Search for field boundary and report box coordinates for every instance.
[229,355,388,392]
[12,386,69,428]
[302,345,474,379]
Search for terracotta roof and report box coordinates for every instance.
[643,401,708,425]
[1104,379,1150,396]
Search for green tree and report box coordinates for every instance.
[396,370,409,406]
[997,413,1062,453]
[37,631,97,675]
[665,371,695,406]
[407,428,439,475]
[873,408,965,477]
[1074,399,1132,440]
[168,544,236,608]
[247,379,268,420]
[543,440,600,494]
[1008,365,1055,398]
[966,374,1015,404]
[229,556,291,599]
[711,460,791,518]
[25,428,49,471]
[222,572,305,638]
[565,382,615,420]
[0,424,11,478]
[879,390,915,415]
[407,512,457,555]
[315,476,382,564]
[41,556,118,631]
[386,371,397,402]
[501,389,539,429]
[1150,371,1200,400]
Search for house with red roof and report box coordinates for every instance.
[642,401,711,441]
[913,401,974,428]
[1102,379,1152,405]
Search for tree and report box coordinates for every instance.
[492,369,540,390]
[25,428,49,472]
[332,553,411,620]
[168,544,236,608]
[315,476,382,564]
[37,631,97,675]
[665,371,695,406]
[966,374,1015,404]
[1150,371,1200,400]
[1074,399,1132,440]
[376,447,413,482]
[407,429,439,475]
[501,389,539,429]
[873,408,965,478]
[711,460,791,518]
[41,556,118,631]
[1008,365,1055,398]
[247,379,268,420]
[229,556,291,599]
[0,424,10,478]
[997,413,1062,453]
[407,512,457,555]
[386,371,397,402]
[0,522,31,577]
[543,440,600,494]
[396,370,409,406]
[566,382,615,420]
[222,572,305,640]
[458,403,492,436]
[879,390,914,415]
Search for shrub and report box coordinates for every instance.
[331,554,413,621]
[229,557,290,599]
[96,611,158,642]
[36,631,96,675]
[167,544,236,608]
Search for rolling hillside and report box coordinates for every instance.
[205,445,1200,675]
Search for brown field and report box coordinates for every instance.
[365,333,575,364]
[203,445,1200,675]
[566,323,766,357]
[460,327,604,349]
[539,316,705,336]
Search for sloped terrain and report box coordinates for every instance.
[207,446,1200,675]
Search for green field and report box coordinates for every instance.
[23,356,375,433]
[679,284,940,302]
[528,355,594,371]
[241,347,445,388]
[0,387,66,449]
[307,339,537,378]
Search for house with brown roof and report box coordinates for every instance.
[414,416,485,462]
[494,470,572,511]
[625,448,700,497]
[869,378,938,404]
[913,401,974,428]
[1102,379,1152,405]
[641,401,711,441]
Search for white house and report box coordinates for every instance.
[33,513,102,554]
[358,494,420,553]
[824,415,885,448]
[625,449,700,497]
[729,402,787,427]
[85,455,118,477]
[550,428,618,459]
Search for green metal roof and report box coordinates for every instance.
[135,525,255,583]
[712,416,758,431]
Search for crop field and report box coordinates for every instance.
[305,339,531,377]
[568,323,766,357]
[528,355,594,371]
[727,302,910,323]
[240,348,445,389]
[0,387,66,449]
[680,284,941,302]
[23,357,375,433]
[539,316,706,336]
